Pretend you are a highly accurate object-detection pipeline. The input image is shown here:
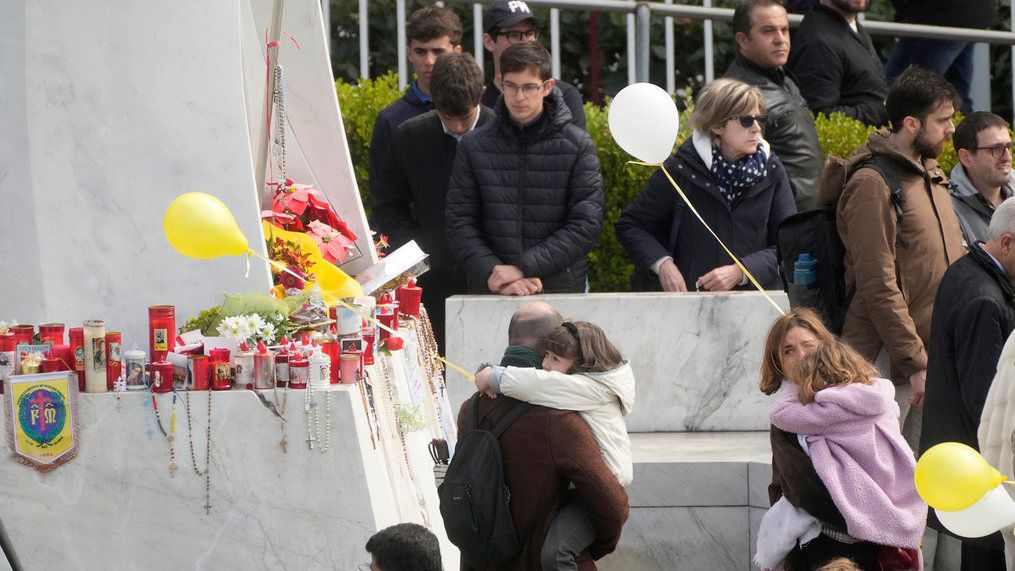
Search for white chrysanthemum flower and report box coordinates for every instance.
[258,322,276,343]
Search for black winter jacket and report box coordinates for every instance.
[892,0,998,29]
[725,54,823,211]
[921,243,1015,549]
[615,134,796,292]
[446,89,604,294]
[788,4,888,127]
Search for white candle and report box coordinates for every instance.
[82,320,107,393]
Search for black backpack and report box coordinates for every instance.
[439,394,531,568]
[776,153,905,333]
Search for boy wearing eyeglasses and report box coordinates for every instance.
[446,42,604,297]
[950,112,1015,245]
[480,0,586,129]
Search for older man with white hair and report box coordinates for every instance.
[922,198,1015,569]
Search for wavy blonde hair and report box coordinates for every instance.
[794,339,876,404]
[759,308,835,395]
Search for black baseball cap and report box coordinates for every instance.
[483,1,542,34]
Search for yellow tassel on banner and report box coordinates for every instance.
[631,161,786,317]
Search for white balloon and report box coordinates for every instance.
[608,83,680,164]
[936,485,1015,538]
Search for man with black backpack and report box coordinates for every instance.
[440,302,629,569]
[834,67,965,451]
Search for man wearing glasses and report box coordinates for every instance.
[480,1,586,129]
[949,112,1015,244]
[446,43,604,296]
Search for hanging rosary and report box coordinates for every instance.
[183,389,214,515]
[273,364,290,454]
[150,389,178,477]
[272,64,287,188]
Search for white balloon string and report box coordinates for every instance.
[630,161,786,317]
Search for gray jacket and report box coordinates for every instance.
[949,163,1015,245]
[725,55,823,211]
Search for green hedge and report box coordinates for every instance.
[336,75,961,292]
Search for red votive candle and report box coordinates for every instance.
[209,348,233,391]
[319,340,340,384]
[105,332,122,390]
[38,323,65,345]
[69,327,85,392]
[361,328,375,366]
[51,345,73,372]
[396,279,422,318]
[377,313,397,342]
[148,305,176,363]
[41,357,62,373]
[150,361,174,393]
[289,357,308,389]
[188,355,210,391]
[11,324,35,347]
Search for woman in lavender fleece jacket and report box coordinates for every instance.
[756,309,925,571]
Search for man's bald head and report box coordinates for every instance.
[507,302,563,353]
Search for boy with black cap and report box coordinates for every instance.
[481,0,586,129]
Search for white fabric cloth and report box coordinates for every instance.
[496,362,635,486]
[754,496,822,571]
[978,331,1015,569]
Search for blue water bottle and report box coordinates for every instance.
[793,253,818,289]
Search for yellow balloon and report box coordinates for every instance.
[164,193,249,259]
[261,222,363,303]
[915,442,1006,511]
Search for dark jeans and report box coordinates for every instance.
[960,541,1005,571]
[540,500,596,571]
[886,37,976,113]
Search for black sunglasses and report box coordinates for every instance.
[727,114,768,128]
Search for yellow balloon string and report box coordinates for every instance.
[630,161,786,317]
[246,248,478,382]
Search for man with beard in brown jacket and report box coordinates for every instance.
[834,67,965,451]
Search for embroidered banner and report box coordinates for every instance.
[5,372,79,472]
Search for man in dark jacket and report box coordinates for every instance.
[480,1,586,129]
[372,53,493,354]
[455,301,628,570]
[446,43,604,295]
[921,198,1015,569]
[725,0,823,210]
[788,0,888,126]
[887,0,999,114]
[368,6,462,188]
[950,112,1015,245]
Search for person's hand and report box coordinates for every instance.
[475,367,497,399]
[499,278,543,296]
[658,259,687,292]
[487,265,525,293]
[697,264,744,292]
[908,370,926,407]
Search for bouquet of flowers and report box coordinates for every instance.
[263,179,360,265]
[216,314,281,346]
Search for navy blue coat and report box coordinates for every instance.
[368,84,432,191]
[616,136,796,292]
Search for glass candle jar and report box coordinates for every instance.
[124,346,147,391]
[209,348,233,391]
[319,340,339,384]
[188,355,210,391]
[68,327,85,391]
[252,350,275,390]
[361,327,375,366]
[150,361,174,393]
[274,353,290,388]
[0,334,15,389]
[234,346,254,389]
[38,323,65,345]
[339,354,360,384]
[82,320,107,393]
[289,358,308,389]
[10,324,35,347]
[105,332,122,391]
[396,279,422,318]
[148,305,175,363]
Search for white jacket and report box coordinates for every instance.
[493,362,635,486]
[978,331,1015,569]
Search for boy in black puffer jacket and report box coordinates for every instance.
[446,43,604,295]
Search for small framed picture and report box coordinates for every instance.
[340,338,364,354]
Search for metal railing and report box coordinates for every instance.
[353,0,1015,115]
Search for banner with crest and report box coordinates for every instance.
[4,371,79,472]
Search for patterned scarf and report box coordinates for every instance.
[711,145,768,207]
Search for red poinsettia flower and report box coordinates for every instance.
[261,209,304,232]
[307,220,355,264]
[271,179,323,217]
